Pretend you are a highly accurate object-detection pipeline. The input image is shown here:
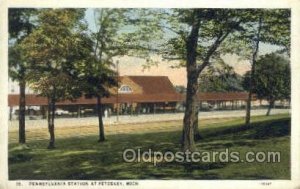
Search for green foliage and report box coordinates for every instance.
[243,53,290,101]
[160,9,246,67]
[174,85,186,94]
[19,9,89,101]
[199,72,244,93]
[8,44,23,81]
[259,9,290,54]
[79,58,117,99]
[221,9,290,59]
[78,9,126,98]
[80,9,165,98]
[199,58,244,92]
[8,9,37,82]
[9,8,37,40]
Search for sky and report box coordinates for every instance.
[83,9,281,87]
[8,8,285,94]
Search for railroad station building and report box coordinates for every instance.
[8,75,256,119]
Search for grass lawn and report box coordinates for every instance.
[8,114,290,180]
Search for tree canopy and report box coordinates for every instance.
[199,59,244,92]
[18,8,91,148]
[243,53,290,102]
[8,8,38,144]
[19,9,89,101]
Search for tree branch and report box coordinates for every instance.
[197,20,242,74]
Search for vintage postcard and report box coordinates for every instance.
[0,0,300,189]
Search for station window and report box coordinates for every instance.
[119,85,133,93]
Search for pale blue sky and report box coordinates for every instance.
[84,9,97,33]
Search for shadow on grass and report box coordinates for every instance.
[8,116,290,180]
[9,153,33,164]
[198,117,290,150]
[200,117,290,140]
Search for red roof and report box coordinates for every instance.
[127,76,177,94]
[8,92,254,106]
[7,76,255,106]
[8,76,181,106]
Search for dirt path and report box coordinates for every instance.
[8,108,289,130]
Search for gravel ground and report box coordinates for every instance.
[8,108,290,131]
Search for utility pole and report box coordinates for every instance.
[116,60,119,122]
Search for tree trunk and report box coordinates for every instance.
[97,96,105,142]
[19,80,26,144]
[182,11,201,151]
[266,99,275,116]
[193,110,202,140]
[47,97,56,149]
[245,90,253,126]
[245,16,262,126]
[182,72,199,152]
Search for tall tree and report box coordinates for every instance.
[159,9,245,151]
[80,61,117,142]
[224,9,291,126]
[243,53,290,116]
[8,8,37,144]
[244,14,263,127]
[80,9,125,142]
[19,9,89,148]
[80,9,163,142]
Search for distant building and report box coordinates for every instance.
[8,75,258,119]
